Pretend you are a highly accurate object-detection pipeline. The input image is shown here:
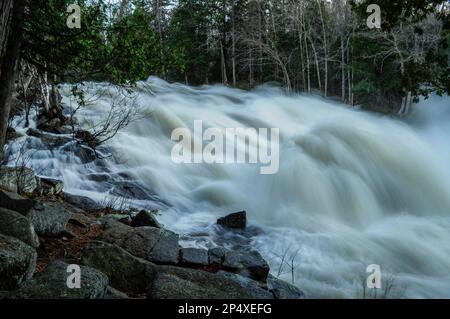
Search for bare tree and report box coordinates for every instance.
[359,12,443,115]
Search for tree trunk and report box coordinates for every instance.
[231,0,236,86]
[297,6,306,92]
[220,40,228,85]
[317,0,328,97]
[249,48,253,88]
[0,0,25,161]
[341,36,346,101]
[257,2,263,83]
[308,35,322,92]
[303,19,311,93]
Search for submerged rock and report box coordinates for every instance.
[0,166,39,194]
[82,241,157,292]
[101,218,179,264]
[0,234,37,291]
[9,260,108,299]
[110,181,153,200]
[0,208,39,248]
[25,202,71,236]
[130,210,161,228]
[147,266,272,299]
[217,211,247,229]
[0,190,34,215]
[180,248,209,267]
[26,128,71,148]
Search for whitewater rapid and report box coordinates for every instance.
[9,77,450,298]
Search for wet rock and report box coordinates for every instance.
[39,178,64,196]
[180,248,209,267]
[222,249,270,282]
[37,117,65,133]
[82,241,157,292]
[217,211,247,229]
[9,260,108,299]
[0,166,39,194]
[111,181,152,200]
[208,247,228,265]
[75,130,98,148]
[0,190,34,215]
[26,128,71,148]
[0,234,37,291]
[61,144,97,164]
[74,145,97,163]
[0,208,39,248]
[86,173,110,183]
[130,210,161,228]
[25,202,71,236]
[64,193,101,210]
[208,247,270,282]
[106,286,129,299]
[267,275,305,299]
[6,127,22,142]
[54,125,73,135]
[147,266,272,299]
[101,218,179,264]
[101,214,132,225]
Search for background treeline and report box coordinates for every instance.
[17,1,450,112]
[1,1,450,159]
[53,0,448,114]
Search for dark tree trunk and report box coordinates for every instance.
[0,0,25,161]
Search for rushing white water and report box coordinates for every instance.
[7,77,450,298]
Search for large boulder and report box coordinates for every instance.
[208,247,270,282]
[0,234,37,291]
[64,193,101,210]
[147,266,273,299]
[217,211,247,229]
[267,275,305,299]
[101,218,179,265]
[0,208,39,248]
[130,210,161,228]
[0,166,39,194]
[81,241,157,292]
[179,248,209,267]
[9,260,108,299]
[25,202,71,236]
[0,190,34,215]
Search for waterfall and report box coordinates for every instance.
[8,77,450,298]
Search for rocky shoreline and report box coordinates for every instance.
[0,166,304,299]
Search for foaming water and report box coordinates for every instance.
[8,77,450,298]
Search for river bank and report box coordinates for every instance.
[0,163,303,299]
